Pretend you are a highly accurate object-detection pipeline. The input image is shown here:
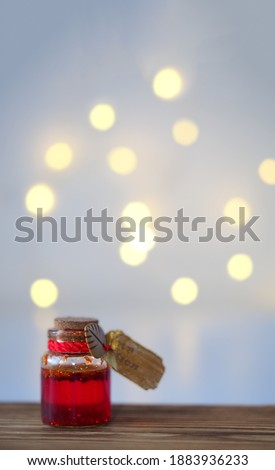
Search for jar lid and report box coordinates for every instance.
[54,317,98,330]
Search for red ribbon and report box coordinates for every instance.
[48,340,90,353]
[48,340,113,354]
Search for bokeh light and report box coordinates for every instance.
[121,201,151,223]
[227,254,253,281]
[108,147,137,175]
[153,67,183,100]
[119,243,148,266]
[171,277,199,305]
[30,279,59,308]
[120,203,154,258]
[258,159,275,185]
[223,197,251,225]
[25,184,55,215]
[172,119,199,146]
[45,142,73,170]
[89,103,116,131]
[129,227,155,253]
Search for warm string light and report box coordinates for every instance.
[108,147,137,175]
[172,119,199,146]
[25,184,55,215]
[26,64,267,309]
[223,198,251,225]
[45,143,73,170]
[89,103,116,131]
[119,244,148,266]
[227,254,253,281]
[258,159,275,185]
[30,279,59,308]
[121,201,151,222]
[153,67,183,100]
[171,278,199,305]
[119,201,155,266]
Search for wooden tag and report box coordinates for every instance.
[105,330,165,390]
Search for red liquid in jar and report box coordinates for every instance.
[41,367,111,426]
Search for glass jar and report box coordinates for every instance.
[41,317,111,426]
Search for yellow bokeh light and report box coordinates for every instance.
[130,227,155,253]
[30,279,59,308]
[227,254,253,281]
[89,103,116,131]
[119,243,148,266]
[223,197,251,225]
[108,147,137,175]
[258,159,275,185]
[171,277,199,305]
[45,142,73,170]
[120,202,154,254]
[121,201,151,223]
[172,119,199,146]
[153,67,183,100]
[25,184,55,215]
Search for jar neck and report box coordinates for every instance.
[48,339,90,354]
[48,329,89,354]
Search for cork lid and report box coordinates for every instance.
[54,317,98,330]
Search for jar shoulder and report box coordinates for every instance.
[41,352,108,371]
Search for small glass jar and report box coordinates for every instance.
[41,317,111,426]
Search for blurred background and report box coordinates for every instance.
[1,0,275,404]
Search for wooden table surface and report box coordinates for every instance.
[0,404,274,450]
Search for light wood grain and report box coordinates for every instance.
[0,404,275,449]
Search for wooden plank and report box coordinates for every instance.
[0,404,275,449]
